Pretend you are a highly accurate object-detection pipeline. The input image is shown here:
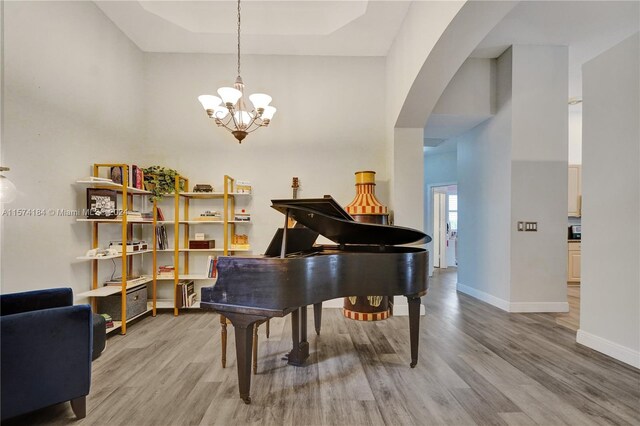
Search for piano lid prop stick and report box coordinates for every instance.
[280,209,289,259]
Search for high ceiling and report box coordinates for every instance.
[94,0,411,56]
[471,0,640,99]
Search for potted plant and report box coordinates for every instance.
[142,166,184,201]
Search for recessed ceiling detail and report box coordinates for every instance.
[140,1,368,35]
[94,0,411,56]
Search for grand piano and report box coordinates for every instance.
[200,196,430,404]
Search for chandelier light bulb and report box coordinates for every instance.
[261,106,277,121]
[198,95,222,111]
[217,87,243,106]
[249,93,272,111]
[234,111,252,128]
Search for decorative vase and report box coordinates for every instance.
[343,171,392,321]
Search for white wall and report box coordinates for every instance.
[432,58,495,116]
[1,1,146,297]
[579,33,639,367]
[509,45,568,310]
[568,109,582,164]
[456,45,569,312]
[456,48,513,307]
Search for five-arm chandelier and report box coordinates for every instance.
[198,0,276,144]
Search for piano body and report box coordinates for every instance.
[200,197,430,404]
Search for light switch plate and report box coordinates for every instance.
[517,221,525,231]
[525,222,538,232]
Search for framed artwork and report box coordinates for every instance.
[86,189,118,219]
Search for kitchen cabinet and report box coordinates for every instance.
[568,165,581,217]
[568,241,581,283]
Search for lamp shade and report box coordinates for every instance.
[0,175,17,204]
[261,106,277,120]
[198,95,222,110]
[218,87,242,105]
[212,105,230,119]
[249,93,272,110]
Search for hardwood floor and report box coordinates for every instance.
[553,285,581,331]
[6,269,639,425]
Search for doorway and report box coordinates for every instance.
[432,185,458,269]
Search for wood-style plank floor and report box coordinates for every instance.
[6,269,639,425]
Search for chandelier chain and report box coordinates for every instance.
[237,0,241,76]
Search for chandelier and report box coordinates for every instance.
[198,0,276,144]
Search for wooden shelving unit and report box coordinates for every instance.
[76,164,154,335]
[153,174,252,315]
[77,167,253,333]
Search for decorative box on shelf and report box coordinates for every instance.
[189,240,215,249]
[234,209,251,221]
[109,241,148,252]
[97,285,147,320]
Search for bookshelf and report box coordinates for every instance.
[153,174,252,316]
[76,164,155,335]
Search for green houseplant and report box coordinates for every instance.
[142,166,184,202]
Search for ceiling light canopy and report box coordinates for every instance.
[198,0,276,144]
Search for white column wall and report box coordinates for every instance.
[579,33,639,367]
[509,45,569,310]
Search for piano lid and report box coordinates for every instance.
[271,196,430,246]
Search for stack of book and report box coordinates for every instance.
[177,280,196,308]
[100,313,114,328]
[157,265,175,279]
[206,256,217,278]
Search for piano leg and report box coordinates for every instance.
[287,308,309,366]
[252,323,259,375]
[313,302,322,335]
[224,313,267,404]
[220,315,227,368]
[407,296,421,368]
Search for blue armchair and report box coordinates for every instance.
[1,288,92,421]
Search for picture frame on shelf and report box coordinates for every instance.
[86,188,118,219]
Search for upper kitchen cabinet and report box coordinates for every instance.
[568,165,582,217]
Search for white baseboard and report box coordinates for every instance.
[577,329,640,369]
[457,283,569,313]
[509,301,569,313]
[457,282,510,311]
[317,298,426,316]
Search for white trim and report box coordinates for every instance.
[457,282,510,311]
[509,302,569,313]
[577,330,640,369]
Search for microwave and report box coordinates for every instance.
[569,225,581,240]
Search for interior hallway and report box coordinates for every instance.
[6,269,639,425]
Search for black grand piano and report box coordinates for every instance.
[201,196,430,404]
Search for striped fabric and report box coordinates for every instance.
[343,308,390,321]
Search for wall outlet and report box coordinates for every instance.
[517,221,525,231]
